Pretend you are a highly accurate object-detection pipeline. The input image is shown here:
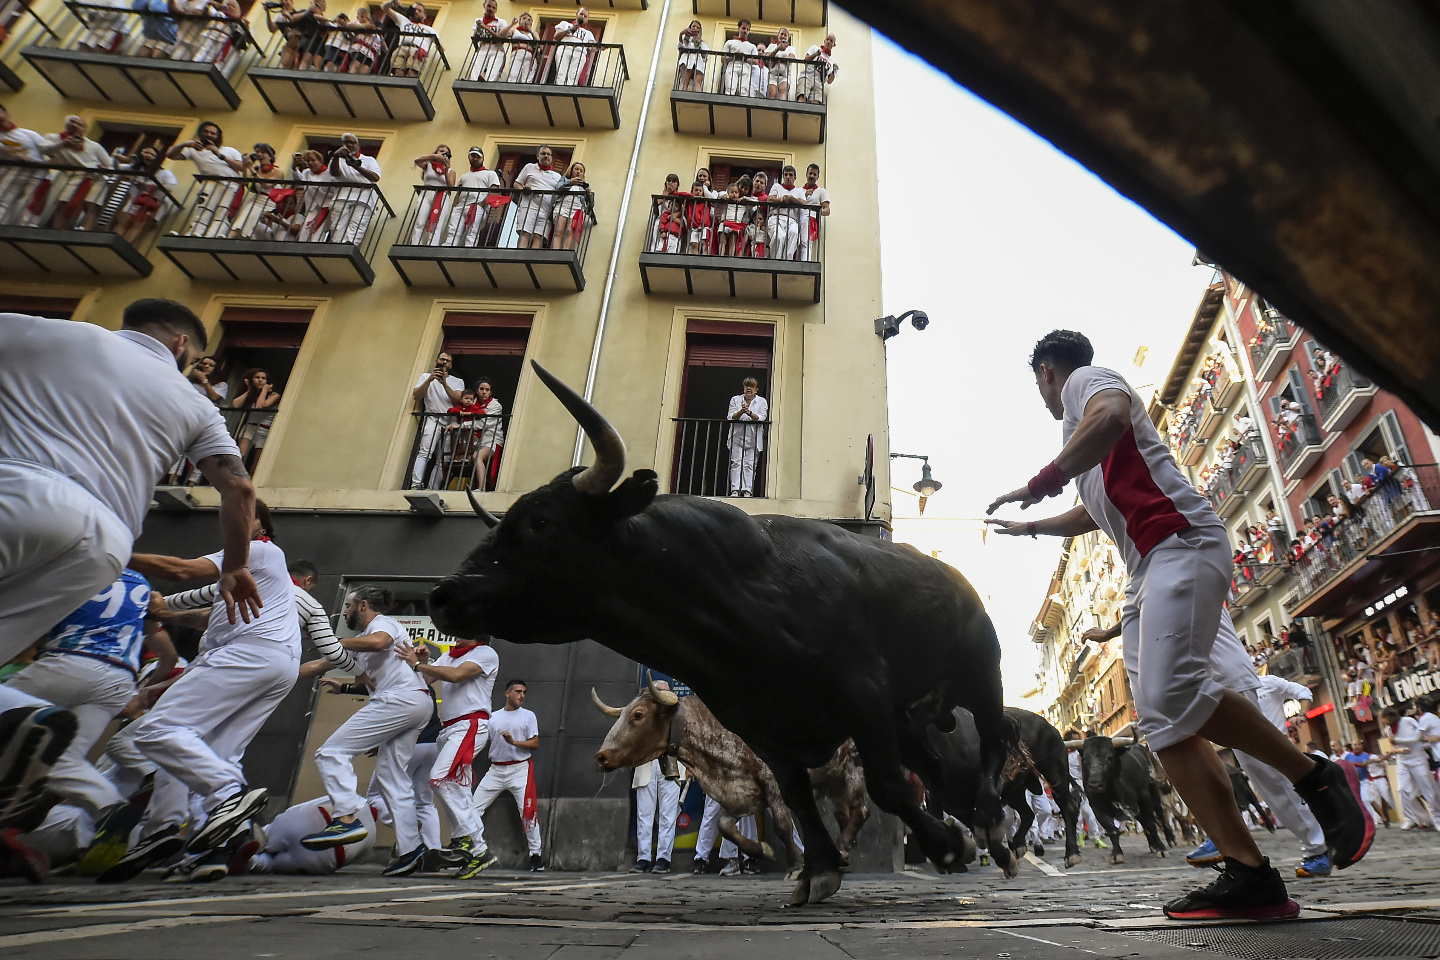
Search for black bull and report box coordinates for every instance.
[429,362,1014,905]
[1075,735,1173,863]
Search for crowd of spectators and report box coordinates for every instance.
[675,19,837,102]
[649,163,830,261]
[1341,612,1440,717]
[265,0,439,77]
[64,0,249,68]
[1166,351,1229,454]
[1245,622,1312,673]
[409,351,506,492]
[464,5,605,84]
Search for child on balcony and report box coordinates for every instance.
[718,181,747,257]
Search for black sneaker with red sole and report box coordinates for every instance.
[1294,755,1374,869]
[1163,857,1300,921]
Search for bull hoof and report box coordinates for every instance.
[1111,852,1124,865]
[1154,849,1167,859]
[789,877,811,907]
[807,870,842,904]
[1065,853,1082,868]
[759,842,776,861]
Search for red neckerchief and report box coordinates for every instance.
[538,162,553,171]
[430,160,447,174]
[470,163,486,171]
[448,640,489,657]
[481,13,497,22]
[803,183,818,194]
[257,535,272,542]
[821,42,833,55]
[260,163,276,174]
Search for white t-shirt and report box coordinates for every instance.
[1252,674,1311,730]
[432,643,498,722]
[726,394,768,450]
[199,539,301,656]
[514,163,566,192]
[331,153,382,207]
[388,9,438,54]
[181,145,244,178]
[0,126,47,162]
[723,37,757,58]
[354,613,422,694]
[488,706,538,762]
[456,168,502,192]
[1061,365,1221,573]
[1418,712,1440,763]
[804,44,838,78]
[766,183,808,222]
[1393,716,1428,763]
[43,135,112,169]
[0,318,239,537]
[192,380,228,405]
[414,371,464,414]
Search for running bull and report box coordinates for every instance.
[428,362,1013,905]
[591,678,870,873]
[1065,732,1173,863]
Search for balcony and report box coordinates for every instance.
[535,0,646,7]
[1277,412,1324,479]
[638,193,822,302]
[1174,419,1203,466]
[1316,363,1378,433]
[1212,363,1241,409]
[1196,391,1222,442]
[249,23,449,121]
[1231,435,1268,495]
[670,418,770,498]
[403,412,511,491]
[1231,563,1265,607]
[453,38,627,130]
[161,406,278,485]
[389,186,594,291]
[157,176,393,285]
[1248,312,1297,382]
[0,161,174,277]
[22,3,258,110]
[692,0,826,27]
[1,0,63,92]
[670,49,827,144]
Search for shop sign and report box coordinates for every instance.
[1283,698,1304,719]
[393,615,463,649]
[1388,667,1440,708]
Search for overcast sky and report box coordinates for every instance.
[871,36,1213,700]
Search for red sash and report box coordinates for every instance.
[432,709,490,787]
[26,178,52,216]
[494,758,538,826]
[425,189,446,231]
[570,209,584,235]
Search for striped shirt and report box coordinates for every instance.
[164,579,356,672]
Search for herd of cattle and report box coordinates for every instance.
[428,363,1269,904]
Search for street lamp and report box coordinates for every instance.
[874,309,930,340]
[890,452,943,513]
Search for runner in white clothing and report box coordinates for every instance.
[0,300,258,834]
[987,330,1371,921]
[249,798,378,875]
[1383,706,1440,828]
[472,679,543,870]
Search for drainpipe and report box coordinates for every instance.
[572,0,676,467]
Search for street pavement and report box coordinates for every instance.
[3,826,1440,959]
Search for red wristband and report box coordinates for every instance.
[1027,462,1067,500]
[1025,521,1038,539]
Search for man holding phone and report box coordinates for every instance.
[409,351,464,489]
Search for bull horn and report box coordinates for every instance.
[466,486,500,528]
[590,687,623,717]
[1111,736,1134,746]
[646,671,679,706]
[1062,739,1084,749]
[530,360,626,496]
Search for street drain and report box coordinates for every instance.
[1123,917,1440,959]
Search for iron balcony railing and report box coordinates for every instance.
[161,406,279,484]
[1314,362,1373,422]
[1276,411,1323,473]
[167,174,394,258]
[394,184,595,254]
[257,19,449,93]
[1,0,62,73]
[645,193,823,261]
[460,35,627,89]
[673,46,831,104]
[0,159,179,250]
[1205,435,1266,512]
[671,418,770,498]
[403,411,510,492]
[34,1,260,76]
[1248,312,1294,372]
[1291,464,1440,599]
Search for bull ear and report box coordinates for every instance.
[597,470,658,520]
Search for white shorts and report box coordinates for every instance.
[1121,525,1231,750]
[0,461,130,664]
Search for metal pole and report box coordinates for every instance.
[572,0,675,467]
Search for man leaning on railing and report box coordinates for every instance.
[326,132,381,245]
[727,377,768,497]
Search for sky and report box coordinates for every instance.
[870,35,1212,701]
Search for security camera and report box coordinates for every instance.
[909,310,929,331]
[874,309,931,340]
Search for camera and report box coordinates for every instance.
[910,310,929,331]
[249,152,261,162]
[262,1,282,8]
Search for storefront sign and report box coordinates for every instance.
[393,615,463,649]
[1283,698,1304,719]
[1388,667,1440,708]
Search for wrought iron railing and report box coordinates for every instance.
[256,18,449,94]
[0,159,179,251]
[393,184,595,255]
[1205,435,1266,511]
[1291,464,1440,598]
[1314,362,1373,422]
[1248,312,1294,372]
[671,418,770,498]
[32,2,260,77]
[161,406,279,484]
[1,0,62,69]
[459,35,626,91]
[1276,412,1323,473]
[672,46,831,104]
[166,174,393,259]
[403,411,510,492]
[644,193,823,261]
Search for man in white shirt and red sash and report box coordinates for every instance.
[473,679,543,871]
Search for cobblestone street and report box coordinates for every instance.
[3,827,1440,958]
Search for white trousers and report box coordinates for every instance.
[135,641,298,831]
[443,200,493,247]
[766,215,799,261]
[473,759,541,855]
[430,720,487,840]
[328,199,374,245]
[0,462,129,666]
[728,434,760,495]
[1076,792,1105,836]
[7,655,133,816]
[553,42,588,85]
[1397,759,1439,828]
[411,418,445,488]
[97,720,154,799]
[367,739,441,851]
[315,687,431,853]
[722,814,756,860]
[252,798,377,875]
[696,794,723,858]
[635,762,679,862]
[1361,775,1394,822]
[469,43,506,81]
[1231,686,1325,857]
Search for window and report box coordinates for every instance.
[671,319,773,497]
[1346,411,1414,478]
[493,145,575,188]
[303,135,384,162]
[707,155,782,193]
[210,306,313,474]
[92,120,183,160]
[0,296,81,319]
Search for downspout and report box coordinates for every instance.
[573,0,676,467]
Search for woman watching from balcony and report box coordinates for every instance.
[513,144,565,249]
[764,28,797,100]
[229,142,286,239]
[470,377,505,491]
[650,174,685,253]
[551,161,591,252]
[232,368,282,470]
[265,0,304,69]
[409,144,456,245]
[500,12,539,83]
[676,20,707,92]
[110,142,179,244]
[289,0,331,70]
[747,170,769,257]
[552,7,597,86]
[346,6,385,73]
[467,0,508,81]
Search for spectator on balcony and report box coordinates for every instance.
[676,19,708,92]
[747,170,769,257]
[445,146,503,247]
[295,148,339,241]
[0,105,48,229]
[797,163,829,262]
[186,357,228,406]
[382,0,440,79]
[718,179,747,256]
[38,116,112,232]
[765,28,798,100]
[232,368,281,468]
[442,387,483,487]
[167,121,245,237]
[327,133,382,245]
[500,12,539,83]
[1327,494,1351,523]
[765,165,807,261]
[110,142,179,244]
[225,142,285,240]
[513,144,565,249]
[682,178,713,254]
[468,377,504,491]
[1232,411,1255,439]
[650,174,685,253]
[727,378,767,497]
[409,351,464,490]
[177,0,244,66]
[318,12,354,71]
[264,0,303,68]
[132,0,178,57]
[276,0,326,70]
[409,144,455,245]
[76,0,129,52]
[467,0,508,81]
[552,161,591,252]
[796,33,837,103]
[694,166,721,199]
[721,19,761,97]
[347,6,386,74]
[553,8,597,86]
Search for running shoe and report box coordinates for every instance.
[1296,853,1332,878]
[0,706,77,830]
[1163,857,1300,921]
[629,859,652,874]
[0,827,48,883]
[692,857,709,875]
[76,797,149,877]
[652,858,671,875]
[300,817,369,851]
[186,786,268,854]
[1092,837,1107,849]
[717,859,738,876]
[530,855,545,872]
[382,844,427,877]
[96,825,185,884]
[740,857,759,875]
[456,847,498,879]
[1186,838,1223,867]
[1293,756,1373,869]
[437,835,474,866]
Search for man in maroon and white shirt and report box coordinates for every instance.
[986,329,1371,922]
[473,679,543,870]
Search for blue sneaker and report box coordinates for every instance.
[300,817,369,850]
[1186,839,1223,866]
[1296,853,1332,878]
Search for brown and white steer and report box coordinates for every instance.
[593,678,868,872]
